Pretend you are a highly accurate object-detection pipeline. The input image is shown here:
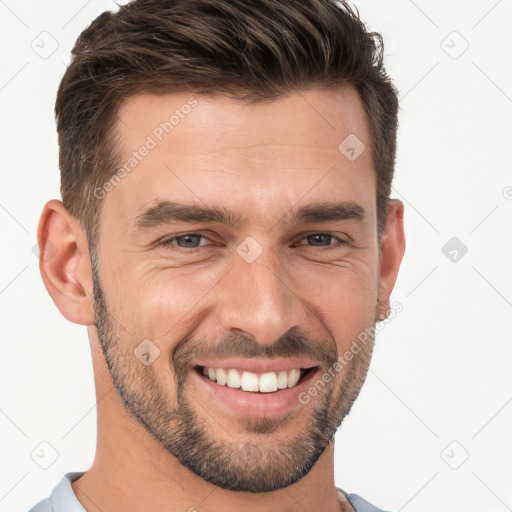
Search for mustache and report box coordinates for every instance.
[172,326,338,377]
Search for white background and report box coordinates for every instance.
[0,1,511,511]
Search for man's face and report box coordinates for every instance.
[92,87,383,492]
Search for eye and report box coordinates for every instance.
[160,232,213,250]
[158,231,348,253]
[296,233,347,248]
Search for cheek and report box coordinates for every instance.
[113,250,378,351]
[296,262,378,348]
[133,267,224,338]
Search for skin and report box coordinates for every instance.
[38,86,405,512]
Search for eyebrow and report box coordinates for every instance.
[132,200,366,231]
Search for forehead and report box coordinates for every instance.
[115,86,371,156]
[104,86,375,229]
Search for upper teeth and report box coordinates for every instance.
[202,366,302,392]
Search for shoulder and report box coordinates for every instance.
[338,487,394,512]
[27,497,53,512]
[27,471,86,512]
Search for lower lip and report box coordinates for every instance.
[190,367,319,417]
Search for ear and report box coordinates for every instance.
[37,199,95,325]
[376,199,406,321]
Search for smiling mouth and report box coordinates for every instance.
[194,365,317,393]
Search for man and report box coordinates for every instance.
[30,0,405,510]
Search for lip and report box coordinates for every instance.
[190,357,319,374]
[190,364,319,417]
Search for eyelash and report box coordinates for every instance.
[159,232,348,252]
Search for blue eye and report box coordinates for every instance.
[159,232,347,252]
[160,233,212,249]
[298,233,344,247]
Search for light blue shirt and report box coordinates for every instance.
[28,472,392,512]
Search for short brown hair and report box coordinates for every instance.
[55,0,399,248]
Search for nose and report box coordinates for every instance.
[216,244,309,346]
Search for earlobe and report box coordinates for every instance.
[37,199,95,326]
[376,199,406,321]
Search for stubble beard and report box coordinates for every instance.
[90,257,376,492]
